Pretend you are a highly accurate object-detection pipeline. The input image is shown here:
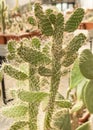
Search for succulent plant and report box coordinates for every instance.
[1,3,87,130]
[0,0,7,33]
[34,3,86,130]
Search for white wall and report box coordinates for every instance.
[5,0,30,9]
[80,0,93,9]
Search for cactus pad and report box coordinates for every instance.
[18,91,48,103]
[49,13,56,25]
[3,105,27,118]
[38,66,52,76]
[79,49,93,79]
[39,15,54,36]
[10,121,28,130]
[66,33,86,54]
[65,8,84,32]
[3,64,28,80]
[17,46,51,65]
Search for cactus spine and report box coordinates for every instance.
[34,3,86,130]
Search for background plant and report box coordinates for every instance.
[0,0,7,33]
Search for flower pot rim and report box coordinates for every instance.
[0,30,41,44]
[79,22,93,30]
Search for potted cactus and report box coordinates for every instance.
[0,2,87,130]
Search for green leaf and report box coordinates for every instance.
[18,91,49,103]
[65,8,84,32]
[76,121,90,130]
[17,46,51,65]
[84,80,93,113]
[52,110,71,130]
[70,59,85,89]
[79,49,93,79]
[3,64,28,80]
[10,121,28,130]
[71,100,83,113]
[55,100,72,108]
[76,79,88,101]
[3,105,27,118]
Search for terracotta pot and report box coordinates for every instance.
[79,22,93,30]
[0,30,41,44]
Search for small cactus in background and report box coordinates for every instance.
[1,2,87,130]
[0,0,7,33]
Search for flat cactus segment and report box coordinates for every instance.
[34,3,44,19]
[79,49,93,79]
[3,105,27,118]
[49,13,56,25]
[17,46,51,65]
[45,9,53,16]
[65,8,84,32]
[7,40,16,53]
[55,100,72,108]
[31,37,41,49]
[10,121,28,130]
[62,33,86,67]
[38,66,52,76]
[34,3,53,36]
[52,110,71,130]
[18,91,49,103]
[66,33,86,54]
[54,13,64,44]
[76,121,90,130]
[84,80,93,113]
[3,64,28,80]
[62,53,78,67]
[39,15,54,36]
[28,16,36,26]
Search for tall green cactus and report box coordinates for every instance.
[0,0,7,33]
[34,3,86,130]
[1,3,87,130]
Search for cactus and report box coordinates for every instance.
[34,3,86,130]
[1,3,86,130]
[2,37,49,130]
[0,0,7,33]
